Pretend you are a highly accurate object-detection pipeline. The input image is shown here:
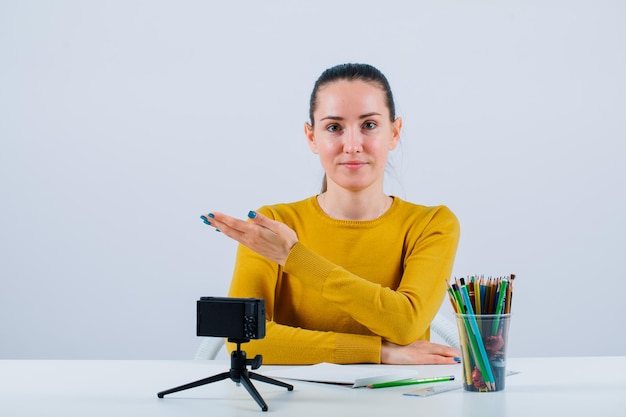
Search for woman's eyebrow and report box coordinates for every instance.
[320,112,382,122]
[359,112,383,119]
[320,115,343,122]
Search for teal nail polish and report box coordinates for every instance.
[248,210,257,219]
[208,213,215,218]
[454,357,461,362]
[203,220,211,226]
[215,228,221,233]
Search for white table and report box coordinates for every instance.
[1,357,624,416]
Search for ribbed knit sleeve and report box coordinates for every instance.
[281,242,334,292]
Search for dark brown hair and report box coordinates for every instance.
[308,63,396,125]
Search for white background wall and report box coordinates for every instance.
[1,0,624,359]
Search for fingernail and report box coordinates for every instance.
[208,213,215,218]
[454,357,461,362]
[203,220,211,226]
[215,228,221,233]
[248,210,257,219]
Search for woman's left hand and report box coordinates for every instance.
[201,211,298,266]
[381,339,461,365]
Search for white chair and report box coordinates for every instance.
[430,313,461,351]
[194,313,460,360]
[194,336,226,360]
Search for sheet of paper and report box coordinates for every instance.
[261,362,418,388]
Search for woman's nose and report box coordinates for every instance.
[342,129,363,153]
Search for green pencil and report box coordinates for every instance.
[491,279,509,335]
[367,375,455,389]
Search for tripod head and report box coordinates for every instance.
[227,338,262,370]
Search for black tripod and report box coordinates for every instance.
[157,339,293,411]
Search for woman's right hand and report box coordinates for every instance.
[381,339,461,365]
[201,210,298,266]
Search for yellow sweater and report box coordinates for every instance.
[227,196,460,364]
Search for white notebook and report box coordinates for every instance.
[261,362,418,388]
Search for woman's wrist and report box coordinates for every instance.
[380,340,394,364]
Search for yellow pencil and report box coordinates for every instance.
[475,279,482,315]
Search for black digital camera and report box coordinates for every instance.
[197,296,266,340]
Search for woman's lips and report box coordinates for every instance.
[339,160,368,169]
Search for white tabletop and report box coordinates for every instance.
[1,357,625,416]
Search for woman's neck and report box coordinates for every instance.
[318,189,392,221]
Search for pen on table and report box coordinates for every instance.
[367,375,455,389]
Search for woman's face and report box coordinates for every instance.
[305,79,402,193]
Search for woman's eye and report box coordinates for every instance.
[326,124,341,132]
[363,121,377,130]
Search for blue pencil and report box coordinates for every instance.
[461,286,496,390]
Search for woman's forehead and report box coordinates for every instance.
[314,80,389,118]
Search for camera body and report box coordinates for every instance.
[197,296,266,340]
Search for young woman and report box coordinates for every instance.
[201,63,461,365]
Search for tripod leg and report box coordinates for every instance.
[249,372,294,391]
[238,372,269,412]
[157,371,230,398]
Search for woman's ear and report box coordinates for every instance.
[389,117,403,150]
[304,122,319,154]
